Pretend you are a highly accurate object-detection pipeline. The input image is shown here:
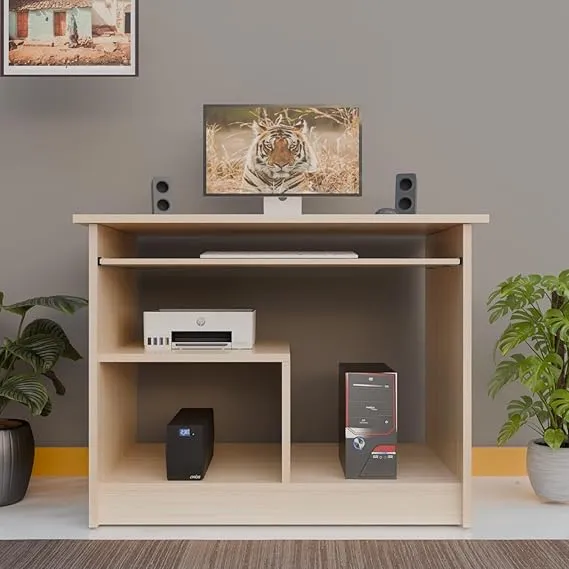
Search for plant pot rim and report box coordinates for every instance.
[528,438,569,449]
[0,418,30,430]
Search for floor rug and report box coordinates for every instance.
[0,539,567,569]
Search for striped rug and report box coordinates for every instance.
[0,539,567,568]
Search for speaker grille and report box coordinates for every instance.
[395,173,417,214]
[151,177,172,214]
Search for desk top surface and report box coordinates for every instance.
[73,214,489,236]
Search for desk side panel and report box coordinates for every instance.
[425,224,472,527]
[88,225,138,527]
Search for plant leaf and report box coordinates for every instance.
[550,389,569,422]
[551,270,569,300]
[545,307,569,344]
[507,395,537,420]
[497,413,525,446]
[1,295,87,317]
[42,369,66,396]
[488,355,524,398]
[40,397,53,417]
[0,374,49,416]
[496,321,536,356]
[3,334,66,373]
[0,346,14,370]
[22,318,82,361]
[544,428,567,449]
[517,353,563,392]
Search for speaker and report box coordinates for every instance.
[394,173,417,214]
[151,177,172,214]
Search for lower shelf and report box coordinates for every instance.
[95,443,463,526]
[105,443,282,483]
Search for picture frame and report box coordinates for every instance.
[1,0,138,76]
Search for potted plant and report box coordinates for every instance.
[488,270,569,502]
[0,292,87,507]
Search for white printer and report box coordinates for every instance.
[143,309,256,351]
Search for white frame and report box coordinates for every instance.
[2,0,137,76]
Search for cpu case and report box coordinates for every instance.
[166,408,214,481]
[338,363,398,479]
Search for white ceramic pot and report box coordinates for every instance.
[526,438,569,503]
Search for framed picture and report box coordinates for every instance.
[1,0,138,76]
[204,105,362,196]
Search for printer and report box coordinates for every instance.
[143,309,256,351]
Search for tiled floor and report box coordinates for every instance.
[1,476,569,540]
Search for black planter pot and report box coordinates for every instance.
[0,419,35,507]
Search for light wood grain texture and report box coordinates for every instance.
[97,443,461,526]
[281,361,291,483]
[98,364,137,480]
[78,214,486,528]
[98,257,462,268]
[461,224,473,527]
[425,224,472,528]
[98,342,291,363]
[95,226,138,352]
[98,480,461,525]
[89,225,137,528]
[106,443,282,483]
[87,225,98,528]
[73,214,489,236]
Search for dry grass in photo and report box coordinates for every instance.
[205,106,360,195]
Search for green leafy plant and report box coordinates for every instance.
[488,270,569,449]
[0,292,88,418]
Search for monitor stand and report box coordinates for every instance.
[263,197,303,217]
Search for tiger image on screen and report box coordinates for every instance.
[241,119,318,194]
[204,105,361,196]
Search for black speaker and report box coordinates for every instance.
[151,177,172,214]
[395,173,417,214]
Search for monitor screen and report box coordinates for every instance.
[204,105,361,196]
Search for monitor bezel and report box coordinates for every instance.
[202,104,363,198]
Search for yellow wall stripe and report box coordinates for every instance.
[31,446,528,477]
[33,447,89,477]
[472,446,527,476]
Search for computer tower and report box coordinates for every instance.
[338,363,398,479]
[166,408,214,481]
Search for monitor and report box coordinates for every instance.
[203,105,361,214]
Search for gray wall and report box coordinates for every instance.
[1,0,568,447]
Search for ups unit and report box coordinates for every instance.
[166,408,214,481]
[338,363,398,479]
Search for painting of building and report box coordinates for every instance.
[92,0,131,36]
[8,0,93,43]
[2,0,137,75]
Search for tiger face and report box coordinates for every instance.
[246,120,318,182]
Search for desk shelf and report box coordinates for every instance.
[98,342,290,363]
[105,443,283,484]
[97,442,461,526]
[75,213,489,528]
[98,257,462,268]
